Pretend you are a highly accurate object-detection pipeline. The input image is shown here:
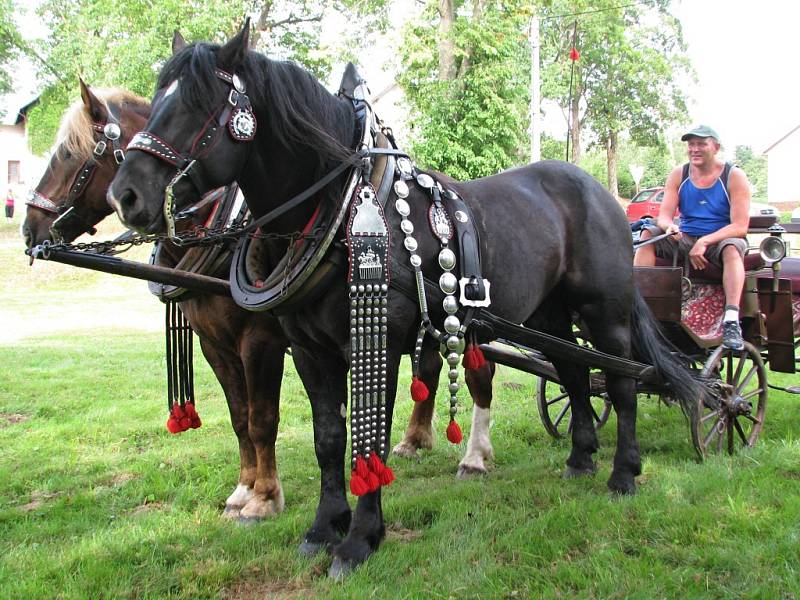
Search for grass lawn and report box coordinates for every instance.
[2,218,799,599]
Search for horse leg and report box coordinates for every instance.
[329,346,402,577]
[457,360,496,477]
[197,338,255,517]
[238,334,287,523]
[530,307,598,477]
[392,340,440,458]
[292,347,352,556]
[551,356,598,477]
[579,305,641,495]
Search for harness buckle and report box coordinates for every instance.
[228,89,240,107]
[93,140,107,156]
[113,148,125,164]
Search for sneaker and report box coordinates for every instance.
[722,320,744,351]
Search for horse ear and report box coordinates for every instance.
[172,30,187,55]
[217,18,251,70]
[79,78,108,124]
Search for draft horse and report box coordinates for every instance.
[23,81,290,521]
[109,24,701,575]
[22,79,466,522]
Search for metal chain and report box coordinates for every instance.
[38,223,324,256]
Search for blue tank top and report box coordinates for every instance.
[678,165,731,237]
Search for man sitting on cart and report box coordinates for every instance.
[634,124,752,351]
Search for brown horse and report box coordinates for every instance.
[22,81,492,523]
[23,82,289,521]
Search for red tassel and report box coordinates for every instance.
[379,465,395,486]
[167,404,190,433]
[569,47,580,61]
[184,403,202,429]
[166,416,183,434]
[367,453,395,487]
[349,473,370,496]
[366,471,380,493]
[368,453,385,477]
[463,344,487,370]
[446,420,463,444]
[354,455,369,479]
[410,376,429,402]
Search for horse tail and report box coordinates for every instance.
[629,288,704,421]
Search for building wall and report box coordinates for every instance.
[0,122,48,201]
[766,129,800,205]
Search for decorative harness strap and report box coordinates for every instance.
[127,69,256,237]
[26,110,127,241]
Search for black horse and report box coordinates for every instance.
[109,24,701,575]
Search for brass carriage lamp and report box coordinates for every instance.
[760,224,787,291]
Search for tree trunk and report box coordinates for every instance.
[569,76,581,164]
[438,0,456,81]
[606,130,619,199]
[251,1,274,50]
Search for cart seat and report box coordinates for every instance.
[655,253,765,282]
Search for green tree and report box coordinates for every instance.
[734,145,768,201]
[0,0,23,107]
[540,0,691,196]
[24,0,390,154]
[398,0,531,180]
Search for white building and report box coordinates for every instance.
[1,98,48,205]
[763,124,800,205]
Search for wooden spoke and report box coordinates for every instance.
[536,376,611,440]
[693,342,768,457]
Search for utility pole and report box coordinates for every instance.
[529,10,541,163]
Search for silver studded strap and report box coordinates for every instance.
[346,183,391,489]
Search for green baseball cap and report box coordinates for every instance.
[681,124,720,142]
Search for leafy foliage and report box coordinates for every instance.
[734,145,768,201]
[0,0,22,105]
[24,0,390,155]
[399,1,531,180]
[539,0,690,194]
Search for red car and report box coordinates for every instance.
[625,187,778,228]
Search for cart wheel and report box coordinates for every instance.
[536,377,612,439]
[691,342,767,458]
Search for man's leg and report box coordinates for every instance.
[633,230,656,266]
[720,243,746,350]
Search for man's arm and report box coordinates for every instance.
[656,167,683,235]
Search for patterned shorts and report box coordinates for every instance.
[642,225,747,268]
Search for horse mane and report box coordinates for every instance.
[158,43,356,170]
[55,88,149,163]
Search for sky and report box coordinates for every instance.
[3,0,800,155]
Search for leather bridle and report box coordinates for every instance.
[26,109,127,241]
[126,69,257,237]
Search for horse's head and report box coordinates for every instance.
[109,24,255,235]
[23,80,150,249]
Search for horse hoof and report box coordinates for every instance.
[392,441,419,458]
[298,540,327,557]
[222,505,241,519]
[607,476,637,496]
[328,556,354,580]
[240,495,284,520]
[563,465,597,479]
[237,515,262,527]
[457,464,487,478]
